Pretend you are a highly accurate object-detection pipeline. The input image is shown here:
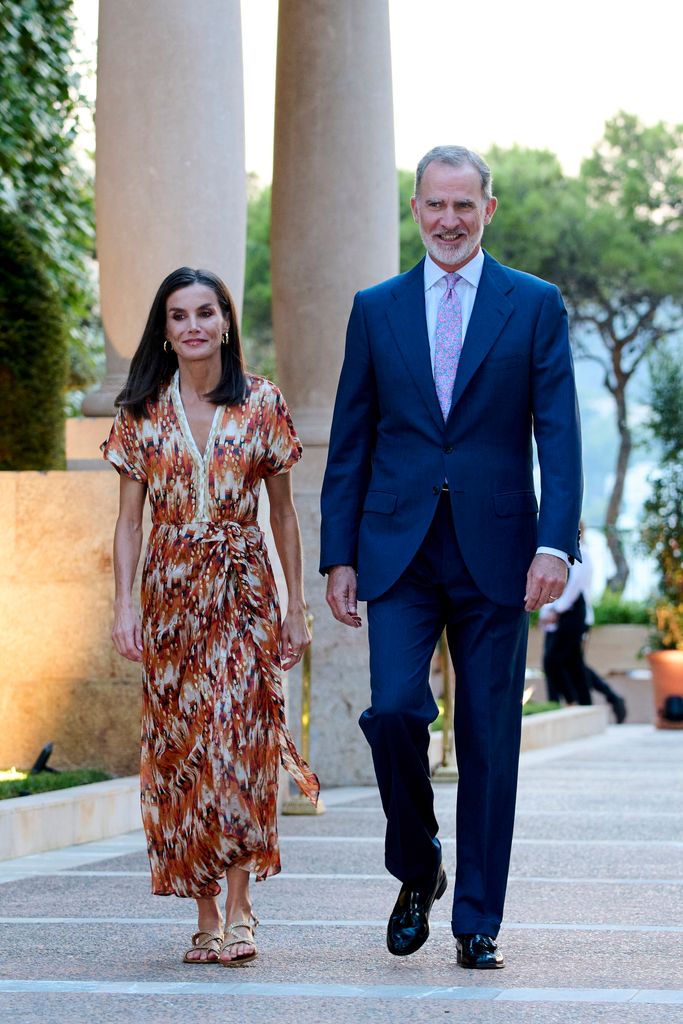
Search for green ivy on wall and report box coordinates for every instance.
[0,0,100,399]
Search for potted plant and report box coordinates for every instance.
[640,344,683,728]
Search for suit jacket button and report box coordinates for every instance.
[443,445,453,453]
[432,486,440,495]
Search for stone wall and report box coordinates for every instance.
[0,472,144,775]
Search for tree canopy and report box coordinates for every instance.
[242,179,276,379]
[0,206,69,469]
[241,115,683,590]
[641,342,683,604]
[483,115,683,589]
[0,0,99,395]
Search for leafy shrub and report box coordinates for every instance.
[592,590,650,625]
[0,207,68,469]
[640,343,683,650]
[0,768,111,800]
[0,0,100,396]
[650,604,683,652]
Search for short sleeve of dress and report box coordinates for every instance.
[100,407,147,483]
[259,386,303,477]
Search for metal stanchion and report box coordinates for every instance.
[433,631,459,782]
[282,612,326,815]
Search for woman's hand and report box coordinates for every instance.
[112,602,144,662]
[280,606,312,671]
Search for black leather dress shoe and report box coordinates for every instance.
[387,864,447,956]
[456,933,505,969]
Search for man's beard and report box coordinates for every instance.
[420,226,480,268]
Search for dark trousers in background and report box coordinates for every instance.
[543,595,593,705]
[360,493,529,938]
[543,600,626,718]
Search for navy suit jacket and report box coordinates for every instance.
[320,252,583,607]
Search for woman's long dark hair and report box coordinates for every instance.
[115,267,247,417]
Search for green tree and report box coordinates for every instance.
[484,117,683,590]
[480,145,587,288]
[569,114,683,590]
[0,207,69,469]
[641,344,683,601]
[242,180,276,378]
[242,123,683,591]
[398,169,424,272]
[0,0,99,397]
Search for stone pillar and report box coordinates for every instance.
[271,0,398,785]
[83,0,246,415]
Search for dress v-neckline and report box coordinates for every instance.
[171,370,223,464]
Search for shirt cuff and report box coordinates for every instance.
[536,546,570,566]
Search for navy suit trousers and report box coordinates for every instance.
[360,493,529,937]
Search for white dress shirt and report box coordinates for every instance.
[423,249,483,367]
[422,249,568,565]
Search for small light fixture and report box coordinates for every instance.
[30,742,59,775]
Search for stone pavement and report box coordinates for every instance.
[1,724,682,1023]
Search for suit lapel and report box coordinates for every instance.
[385,253,516,428]
[386,259,444,431]
[448,252,514,417]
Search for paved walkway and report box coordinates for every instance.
[1,724,682,1023]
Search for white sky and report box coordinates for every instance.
[75,0,681,180]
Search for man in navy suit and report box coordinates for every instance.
[320,146,582,969]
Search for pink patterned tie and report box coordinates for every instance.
[433,272,462,420]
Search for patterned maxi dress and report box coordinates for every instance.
[102,371,319,897]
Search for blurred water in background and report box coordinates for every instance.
[584,526,654,602]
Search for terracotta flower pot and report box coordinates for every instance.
[647,651,683,729]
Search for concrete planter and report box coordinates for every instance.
[429,705,608,769]
[526,623,649,680]
[584,624,650,677]
[4,707,609,862]
[518,704,608,750]
[0,776,140,861]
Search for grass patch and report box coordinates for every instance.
[0,769,112,801]
[431,699,560,732]
[522,700,561,716]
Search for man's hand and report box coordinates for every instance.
[326,565,363,628]
[524,553,567,612]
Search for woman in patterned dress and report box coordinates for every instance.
[102,267,319,966]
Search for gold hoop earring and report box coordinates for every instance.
[163,339,172,353]
[222,330,229,345]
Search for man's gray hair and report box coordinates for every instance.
[414,146,493,201]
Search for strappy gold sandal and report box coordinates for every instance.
[220,914,259,967]
[183,929,224,965]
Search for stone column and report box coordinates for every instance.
[271,0,398,785]
[83,0,246,415]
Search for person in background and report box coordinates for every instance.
[540,525,627,722]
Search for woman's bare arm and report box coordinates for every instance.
[112,473,147,662]
[264,471,310,671]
